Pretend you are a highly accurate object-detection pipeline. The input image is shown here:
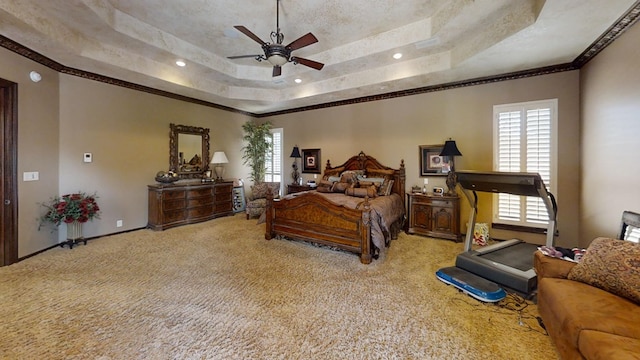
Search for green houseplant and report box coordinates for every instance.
[241,120,272,183]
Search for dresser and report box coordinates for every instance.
[407,193,461,241]
[147,181,234,230]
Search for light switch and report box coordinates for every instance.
[23,172,39,181]
[84,153,92,163]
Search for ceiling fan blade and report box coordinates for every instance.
[227,54,262,59]
[286,33,318,51]
[272,65,282,77]
[234,25,267,46]
[291,57,324,70]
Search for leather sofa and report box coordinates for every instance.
[534,240,640,359]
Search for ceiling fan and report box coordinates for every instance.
[227,0,324,77]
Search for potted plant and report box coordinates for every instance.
[39,192,101,248]
[241,120,272,183]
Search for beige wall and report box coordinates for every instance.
[1,45,251,257]
[57,75,251,243]
[266,71,581,247]
[0,47,60,257]
[15,22,636,256]
[580,22,640,245]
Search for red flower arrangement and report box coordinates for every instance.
[39,192,101,228]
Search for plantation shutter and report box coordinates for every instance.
[494,100,556,227]
[264,128,282,183]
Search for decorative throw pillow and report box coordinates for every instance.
[357,181,380,192]
[567,237,640,304]
[366,168,395,179]
[340,170,359,185]
[323,166,344,179]
[377,178,395,196]
[345,186,377,198]
[316,179,334,193]
[332,181,352,193]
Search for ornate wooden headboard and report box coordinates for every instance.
[323,151,406,201]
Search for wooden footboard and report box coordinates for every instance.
[265,192,374,264]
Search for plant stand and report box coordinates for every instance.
[61,221,87,249]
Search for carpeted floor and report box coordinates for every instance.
[0,214,559,359]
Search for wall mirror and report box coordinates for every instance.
[169,123,210,179]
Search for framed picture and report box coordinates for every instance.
[302,148,321,174]
[419,145,450,176]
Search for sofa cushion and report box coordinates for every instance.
[534,251,577,279]
[578,330,640,360]
[567,237,640,304]
[538,277,640,351]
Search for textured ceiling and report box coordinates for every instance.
[0,0,638,115]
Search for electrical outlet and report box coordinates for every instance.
[116,220,123,227]
[423,178,429,185]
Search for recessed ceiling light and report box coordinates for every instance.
[393,53,402,60]
[294,78,302,84]
[176,60,186,67]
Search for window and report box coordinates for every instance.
[264,128,283,183]
[493,99,557,228]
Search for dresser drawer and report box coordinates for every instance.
[163,199,185,211]
[188,205,212,219]
[187,197,214,208]
[430,199,453,207]
[215,192,232,202]
[163,209,185,223]
[214,202,232,213]
[163,190,185,200]
[214,184,233,194]
[188,187,212,198]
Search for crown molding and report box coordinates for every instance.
[1,2,639,118]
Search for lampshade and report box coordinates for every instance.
[440,140,462,157]
[290,146,301,158]
[211,151,229,164]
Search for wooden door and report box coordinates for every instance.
[0,78,18,266]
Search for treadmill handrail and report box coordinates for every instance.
[456,171,557,250]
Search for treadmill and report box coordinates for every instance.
[453,171,557,296]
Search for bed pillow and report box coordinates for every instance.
[378,179,395,196]
[366,168,395,179]
[323,166,344,179]
[357,181,381,193]
[567,237,640,304]
[339,170,359,185]
[332,181,352,193]
[345,186,377,198]
[316,179,334,193]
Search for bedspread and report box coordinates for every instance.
[285,191,405,249]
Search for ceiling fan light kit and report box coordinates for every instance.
[228,0,324,77]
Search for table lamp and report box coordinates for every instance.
[211,151,229,182]
[439,139,462,195]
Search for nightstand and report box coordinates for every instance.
[287,184,313,194]
[406,192,461,241]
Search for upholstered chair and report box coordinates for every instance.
[245,182,281,220]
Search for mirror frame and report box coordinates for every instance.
[169,123,210,179]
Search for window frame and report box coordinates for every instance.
[492,99,558,229]
[264,128,283,194]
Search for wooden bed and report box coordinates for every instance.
[264,151,406,264]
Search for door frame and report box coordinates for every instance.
[0,78,18,266]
